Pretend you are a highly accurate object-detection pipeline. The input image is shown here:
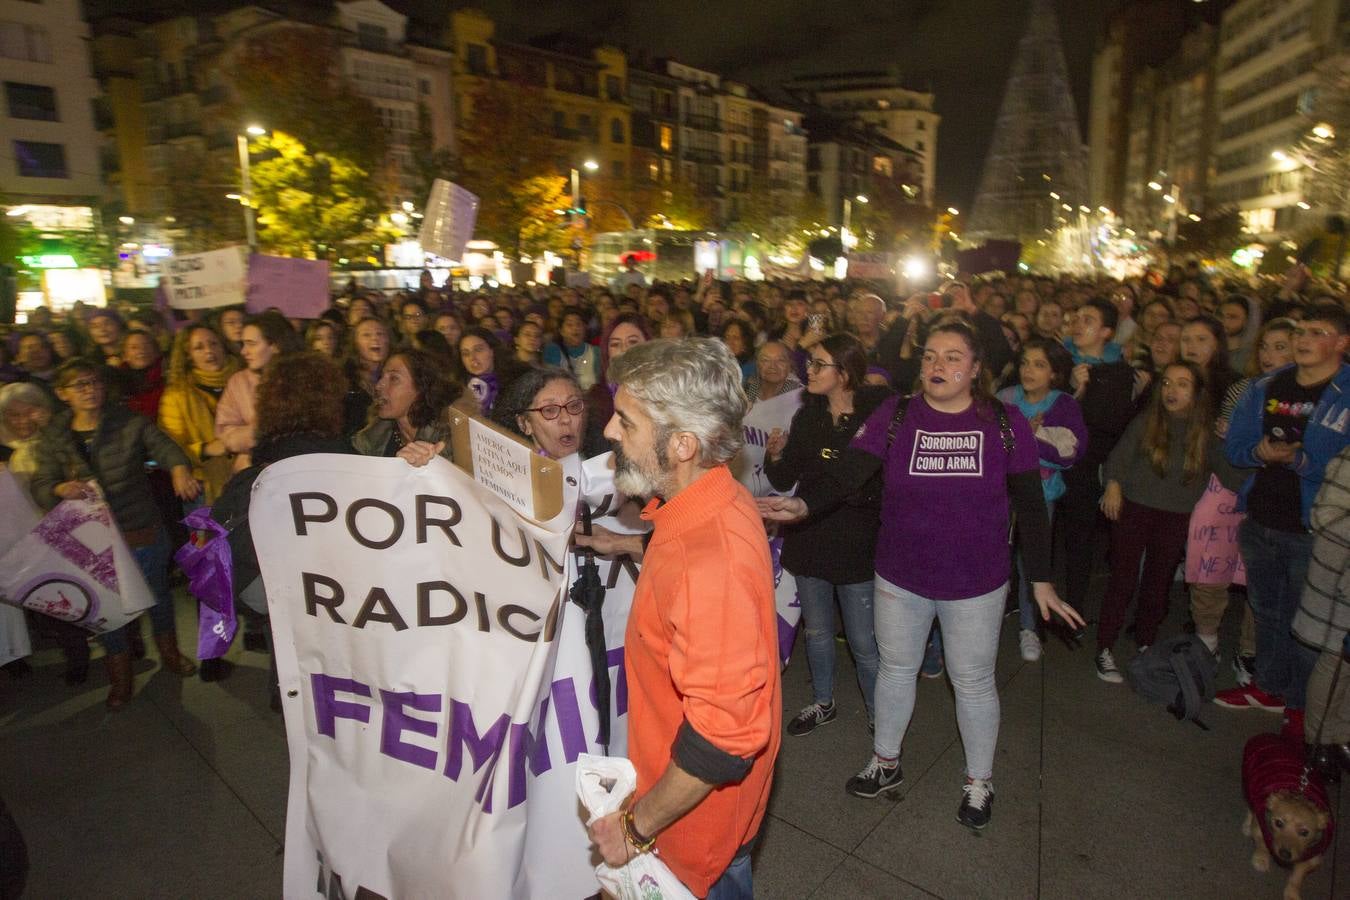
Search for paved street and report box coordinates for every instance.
[1,588,1345,899]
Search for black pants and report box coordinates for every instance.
[1058,462,1106,612]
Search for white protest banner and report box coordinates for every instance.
[519,451,644,897]
[0,494,154,633]
[161,247,248,310]
[730,391,805,664]
[245,254,331,319]
[0,465,42,546]
[418,179,479,262]
[255,452,611,898]
[0,467,38,665]
[733,388,803,498]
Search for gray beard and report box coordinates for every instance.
[613,445,668,499]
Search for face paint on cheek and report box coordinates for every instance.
[953,372,964,382]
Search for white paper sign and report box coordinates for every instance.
[160,247,248,309]
[468,417,539,519]
[418,179,480,262]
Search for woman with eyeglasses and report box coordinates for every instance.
[493,365,588,461]
[31,360,201,709]
[763,333,890,738]
[398,299,429,346]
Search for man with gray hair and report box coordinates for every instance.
[584,338,781,899]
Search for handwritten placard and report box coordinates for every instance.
[1185,475,1247,586]
[467,417,539,517]
[161,247,247,309]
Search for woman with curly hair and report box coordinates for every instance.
[352,347,460,461]
[720,318,757,381]
[158,324,240,503]
[210,351,354,698]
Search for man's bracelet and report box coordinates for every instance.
[621,808,657,853]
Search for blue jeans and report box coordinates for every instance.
[1238,520,1317,709]
[795,575,878,717]
[101,533,178,655]
[1016,502,1056,632]
[873,576,1005,780]
[705,852,752,900]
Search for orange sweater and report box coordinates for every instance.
[626,465,781,896]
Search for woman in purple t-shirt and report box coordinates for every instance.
[760,318,1083,830]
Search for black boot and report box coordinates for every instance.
[198,657,234,682]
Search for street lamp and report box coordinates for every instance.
[946,207,959,216]
[237,123,266,250]
[570,158,601,215]
[842,194,868,249]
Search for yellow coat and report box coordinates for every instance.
[159,382,234,503]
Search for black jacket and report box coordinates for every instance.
[764,384,892,583]
[1077,359,1138,468]
[31,405,190,534]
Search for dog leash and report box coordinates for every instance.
[1299,651,1346,794]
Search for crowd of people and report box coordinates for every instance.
[3,257,1350,893]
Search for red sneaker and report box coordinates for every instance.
[1280,708,1306,741]
[1213,685,1286,712]
[1247,686,1287,713]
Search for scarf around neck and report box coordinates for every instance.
[468,372,499,414]
[191,366,232,389]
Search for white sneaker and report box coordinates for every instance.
[1095,648,1124,683]
[1019,629,1042,662]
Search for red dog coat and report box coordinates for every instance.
[1242,733,1335,863]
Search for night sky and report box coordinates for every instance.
[445,0,1119,210]
[92,0,1188,209]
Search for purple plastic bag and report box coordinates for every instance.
[175,507,237,659]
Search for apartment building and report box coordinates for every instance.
[89,1,454,221]
[1,0,102,222]
[1211,0,1346,236]
[783,70,937,205]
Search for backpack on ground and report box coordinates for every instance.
[1124,634,1218,728]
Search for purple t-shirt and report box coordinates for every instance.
[851,395,1039,600]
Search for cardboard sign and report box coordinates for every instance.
[161,247,248,310]
[245,254,331,318]
[448,410,563,522]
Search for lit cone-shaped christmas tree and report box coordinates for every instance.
[968,0,1088,245]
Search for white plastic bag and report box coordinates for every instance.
[576,753,696,900]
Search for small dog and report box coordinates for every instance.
[1241,734,1335,900]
